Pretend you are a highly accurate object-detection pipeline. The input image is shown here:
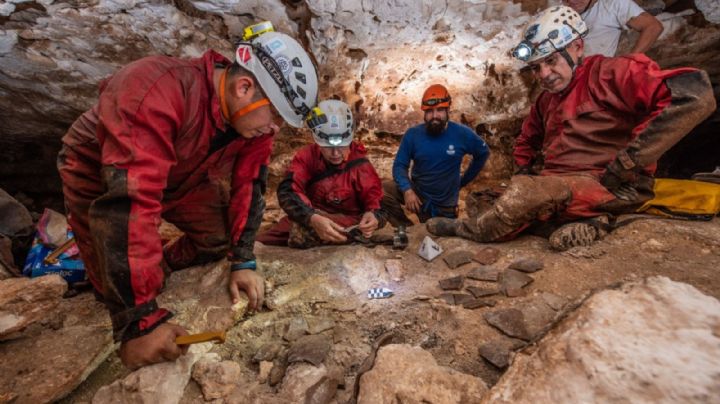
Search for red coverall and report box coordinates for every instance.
[455,54,715,242]
[257,141,385,245]
[58,50,272,342]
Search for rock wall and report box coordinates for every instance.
[0,0,719,204]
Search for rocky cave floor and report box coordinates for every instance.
[2,215,719,403]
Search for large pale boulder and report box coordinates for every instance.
[484,276,720,404]
[357,344,487,404]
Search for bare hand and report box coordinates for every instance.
[404,189,422,214]
[119,322,189,370]
[229,269,265,310]
[310,214,347,243]
[358,211,379,237]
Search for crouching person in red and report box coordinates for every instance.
[57,23,318,369]
[427,6,715,250]
[257,100,386,248]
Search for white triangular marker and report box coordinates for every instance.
[418,236,443,261]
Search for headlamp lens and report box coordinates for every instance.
[513,42,533,61]
[328,136,343,146]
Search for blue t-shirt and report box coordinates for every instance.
[393,121,490,209]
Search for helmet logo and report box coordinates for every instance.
[276,56,291,74]
[237,45,252,64]
[561,26,573,42]
[525,24,539,41]
[330,115,340,128]
[265,39,286,55]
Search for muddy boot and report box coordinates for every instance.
[426,217,458,237]
[548,222,601,251]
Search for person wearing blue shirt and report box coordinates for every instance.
[382,84,490,226]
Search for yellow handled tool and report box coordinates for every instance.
[175,331,226,346]
[43,237,76,265]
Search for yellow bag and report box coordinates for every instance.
[638,178,720,219]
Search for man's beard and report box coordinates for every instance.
[425,118,447,135]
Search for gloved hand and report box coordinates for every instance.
[600,156,640,201]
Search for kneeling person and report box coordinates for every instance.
[257,100,386,248]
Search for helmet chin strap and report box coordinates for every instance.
[559,49,576,71]
[220,67,271,125]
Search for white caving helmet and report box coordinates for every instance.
[513,6,588,65]
[235,21,319,128]
[306,99,354,147]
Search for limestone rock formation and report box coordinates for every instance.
[0,274,66,338]
[357,344,487,404]
[191,355,242,401]
[484,276,720,404]
[93,350,200,404]
[0,287,113,404]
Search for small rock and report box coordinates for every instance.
[192,358,241,400]
[452,293,475,306]
[478,338,527,368]
[484,297,559,341]
[284,316,309,341]
[269,355,289,387]
[94,352,198,403]
[484,308,531,340]
[438,293,455,304]
[280,363,338,403]
[413,295,432,301]
[472,247,501,264]
[356,344,487,403]
[443,251,474,269]
[504,287,527,298]
[540,292,567,311]
[463,299,497,310]
[307,317,335,335]
[384,259,405,281]
[258,360,273,384]
[466,266,500,282]
[466,286,499,298]
[253,342,283,363]
[499,269,534,297]
[439,276,464,291]
[508,258,544,273]
[288,334,332,366]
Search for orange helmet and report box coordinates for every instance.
[421,84,452,111]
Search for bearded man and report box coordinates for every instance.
[381,84,490,226]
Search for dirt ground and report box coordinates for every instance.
[59,214,720,403]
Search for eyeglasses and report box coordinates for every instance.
[422,96,451,107]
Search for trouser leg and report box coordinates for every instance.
[455,175,572,242]
[256,216,293,246]
[380,180,414,227]
[161,181,230,271]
